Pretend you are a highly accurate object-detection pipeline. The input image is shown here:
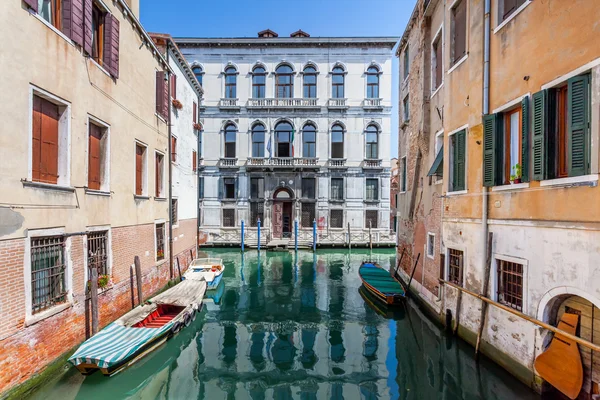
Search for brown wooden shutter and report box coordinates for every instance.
[162,74,169,118]
[135,145,143,195]
[24,0,38,11]
[453,0,467,63]
[155,153,161,197]
[88,124,102,190]
[36,98,60,184]
[62,0,84,47]
[83,0,93,55]
[102,13,120,78]
[156,71,165,117]
[170,74,177,99]
[32,96,42,182]
[192,150,197,171]
[171,137,177,162]
[193,101,197,123]
[435,39,443,86]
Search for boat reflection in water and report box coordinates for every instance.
[30,249,539,400]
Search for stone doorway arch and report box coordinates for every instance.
[272,187,294,238]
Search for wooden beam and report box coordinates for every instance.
[90,267,99,335]
[440,279,600,353]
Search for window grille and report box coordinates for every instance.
[448,248,463,285]
[330,210,343,228]
[87,231,108,278]
[250,202,264,227]
[365,210,378,228]
[497,259,524,311]
[171,199,178,225]
[331,178,344,201]
[301,203,315,228]
[156,224,165,261]
[31,236,66,313]
[223,209,236,227]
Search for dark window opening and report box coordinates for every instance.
[366,125,379,159]
[366,179,379,201]
[497,259,523,311]
[252,67,266,98]
[31,236,66,313]
[501,0,526,22]
[301,203,315,228]
[252,125,265,157]
[303,66,317,98]
[448,248,463,286]
[192,65,203,86]
[275,122,293,157]
[433,34,443,90]
[276,65,294,98]
[91,3,105,65]
[250,177,264,199]
[331,178,344,201]
[224,124,236,158]
[331,124,344,159]
[250,202,264,227]
[303,124,316,158]
[155,223,165,261]
[302,178,315,199]
[87,231,108,278]
[223,209,235,227]
[365,210,378,228]
[224,178,236,199]
[332,67,345,98]
[366,66,380,99]
[330,209,344,228]
[225,67,237,98]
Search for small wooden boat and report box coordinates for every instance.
[183,257,224,290]
[359,286,406,319]
[69,279,207,376]
[534,313,583,400]
[359,261,406,306]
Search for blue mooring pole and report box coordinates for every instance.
[257,218,261,251]
[312,219,317,252]
[294,219,298,252]
[241,219,245,252]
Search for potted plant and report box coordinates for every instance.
[193,123,202,131]
[98,274,110,289]
[172,99,183,110]
[510,164,522,184]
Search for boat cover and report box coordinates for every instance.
[69,279,207,369]
[359,263,405,296]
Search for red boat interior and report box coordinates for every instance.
[133,304,185,328]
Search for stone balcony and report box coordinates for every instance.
[218,157,238,168]
[328,158,347,168]
[363,98,383,110]
[362,159,383,169]
[218,98,240,109]
[246,157,319,170]
[246,98,320,109]
[327,98,348,110]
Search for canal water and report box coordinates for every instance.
[30,249,539,399]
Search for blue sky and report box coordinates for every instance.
[140,0,418,158]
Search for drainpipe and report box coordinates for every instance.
[166,42,174,280]
[482,0,491,289]
[196,92,202,258]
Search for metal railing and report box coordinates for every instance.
[363,98,383,108]
[87,231,108,277]
[219,158,238,167]
[247,98,319,108]
[328,158,347,167]
[210,230,241,244]
[363,159,383,168]
[31,236,66,313]
[219,98,239,108]
[328,98,348,108]
[246,157,319,167]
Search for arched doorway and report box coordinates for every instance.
[272,187,294,238]
[538,290,600,397]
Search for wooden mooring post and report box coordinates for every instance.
[129,264,136,308]
[347,222,351,250]
[406,253,421,293]
[90,267,99,336]
[134,256,143,305]
[475,232,494,358]
[176,257,182,281]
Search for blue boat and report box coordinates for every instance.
[359,262,406,306]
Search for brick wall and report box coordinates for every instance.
[0,239,26,340]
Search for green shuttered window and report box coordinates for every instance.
[567,74,590,177]
[451,129,466,191]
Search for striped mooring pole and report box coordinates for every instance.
[241,219,245,252]
[294,219,298,252]
[257,218,261,251]
[312,219,317,252]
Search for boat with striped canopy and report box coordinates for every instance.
[359,262,406,306]
[69,279,207,376]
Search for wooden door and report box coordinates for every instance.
[282,202,292,237]
[272,202,283,238]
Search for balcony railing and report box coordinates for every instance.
[363,98,383,109]
[328,158,347,168]
[247,98,319,109]
[219,98,240,108]
[246,157,319,168]
[363,159,383,168]
[219,157,238,167]
[328,98,348,109]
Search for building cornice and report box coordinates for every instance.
[174,37,399,50]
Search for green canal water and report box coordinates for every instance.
[29,249,539,399]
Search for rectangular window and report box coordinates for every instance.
[250,177,264,199]
[330,209,343,228]
[225,134,236,158]
[171,136,177,163]
[403,45,409,80]
[91,2,105,65]
[87,231,108,277]
[497,259,523,311]
[199,176,204,199]
[366,179,379,201]
[192,150,197,172]
[250,202,264,227]
[331,178,344,201]
[448,248,463,286]
[31,236,67,313]
[427,233,435,259]
[365,210,378,228]
[499,0,526,22]
[224,178,236,199]
[171,199,178,225]
[135,143,146,196]
[155,152,164,197]
[223,209,236,227]
[502,108,522,184]
[155,223,165,261]
[401,157,407,192]
[451,0,467,65]
[403,95,410,121]
[450,130,466,191]
[88,122,108,191]
[432,29,443,90]
[302,178,315,199]
[156,71,169,119]
[32,95,61,185]
[301,203,315,228]
[37,0,64,30]
[170,74,177,100]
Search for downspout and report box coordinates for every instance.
[166,42,174,280]
[482,0,491,287]
[196,92,201,257]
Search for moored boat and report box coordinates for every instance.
[359,261,406,306]
[69,279,207,376]
[183,258,224,290]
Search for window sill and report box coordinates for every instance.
[431,83,444,99]
[491,182,530,192]
[426,253,435,260]
[447,54,468,75]
[221,198,237,202]
[493,1,532,35]
[155,113,167,124]
[540,174,598,188]
[134,195,150,200]
[364,200,380,204]
[25,302,72,327]
[85,188,111,196]
[89,58,112,78]
[445,189,467,196]
[154,197,167,201]
[33,13,75,47]
[22,180,75,193]
[330,199,345,203]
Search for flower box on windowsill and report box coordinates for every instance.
[172,99,183,110]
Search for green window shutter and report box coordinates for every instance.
[483,114,497,187]
[454,129,466,191]
[567,74,590,177]
[521,96,530,182]
[531,90,547,181]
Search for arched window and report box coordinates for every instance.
[224,124,236,158]
[331,124,344,159]
[192,65,203,86]
[251,124,265,157]
[224,67,237,99]
[303,124,316,158]
[276,64,294,98]
[366,66,380,98]
[275,121,293,157]
[366,125,379,159]
[303,66,317,98]
[252,66,266,99]
[331,66,345,98]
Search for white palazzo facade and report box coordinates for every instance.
[176,32,397,246]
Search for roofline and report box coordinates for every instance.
[395,0,421,56]
[149,33,204,96]
[174,36,399,49]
